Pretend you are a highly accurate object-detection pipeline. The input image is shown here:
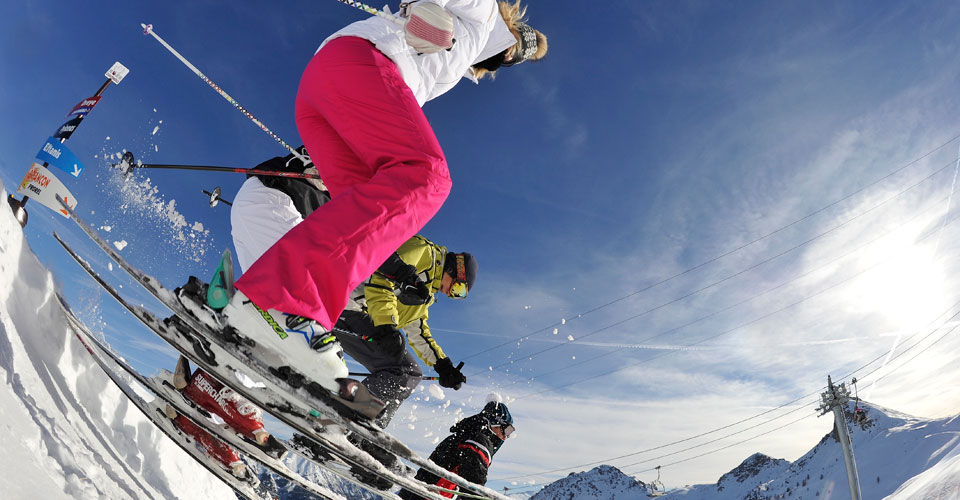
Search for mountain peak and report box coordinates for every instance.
[530,465,653,500]
[716,453,789,490]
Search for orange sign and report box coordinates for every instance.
[16,163,78,218]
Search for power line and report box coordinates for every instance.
[461,134,960,362]
[495,299,960,486]
[624,411,817,475]
[471,163,956,379]
[493,190,954,383]
[511,244,926,399]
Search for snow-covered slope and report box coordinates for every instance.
[529,402,960,499]
[0,180,239,498]
[662,401,960,500]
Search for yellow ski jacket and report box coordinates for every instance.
[363,235,449,366]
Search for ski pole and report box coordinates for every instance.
[113,151,323,180]
[140,23,308,164]
[203,188,232,207]
[349,371,440,381]
[335,0,404,26]
[129,162,324,180]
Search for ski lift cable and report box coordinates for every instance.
[619,409,818,470]
[461,147,960,364]
[513,256,915,400]
[518,287,960,403]
[496,410,817,490]
[622,411,817,476]
[501,314,960,490]
[856,319,960,388]
[470,173,957,379]
[487,199,960,392]
[627,318,960,474]
[491,300,960,483]
[621,322,960,477]
[517,192,955,381]
[493,399,820,483]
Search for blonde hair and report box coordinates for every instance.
[474,0,548,80]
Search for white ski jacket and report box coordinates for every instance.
[319,0,517,106]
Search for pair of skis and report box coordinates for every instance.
[59,293,388,500]
[58,295,273,500]
[54,197,509,500]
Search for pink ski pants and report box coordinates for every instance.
[234,37,452,330]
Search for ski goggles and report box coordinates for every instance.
[493,424,515,439]
[447,254,469,299]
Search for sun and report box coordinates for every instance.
[850,238,947,331]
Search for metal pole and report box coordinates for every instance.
[8,75,116,227]
[335,0,404,25]
[134,163,323,180]
[141,23,308,164]
[349,371,439,381]
[818,376,862,500]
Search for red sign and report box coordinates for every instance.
[67,96,102,118]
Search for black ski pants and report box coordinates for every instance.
[335,310,423,428]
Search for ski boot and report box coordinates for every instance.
[222,289,349,394]
[170,413,258,487]
[174,250,384,419]
[174,357,288,460]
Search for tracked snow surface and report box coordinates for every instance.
[0,179,383,499]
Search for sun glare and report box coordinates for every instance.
[850,239,947,330]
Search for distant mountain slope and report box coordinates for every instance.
[530,464,655,499]
[664,400,960,499]
[530,401,959,499]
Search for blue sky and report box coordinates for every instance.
[4,0,960,493]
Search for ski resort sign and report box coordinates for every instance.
[35,136,85,177]
[105,61,129,85]
[66,96,102,118]
[54,116,84,140]
[16,163,78,218]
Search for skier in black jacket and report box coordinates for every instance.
[399,398,515,499]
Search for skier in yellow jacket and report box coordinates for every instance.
[337,234,475,429]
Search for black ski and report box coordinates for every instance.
[56,296,269,500]
[55,196,512,500]
[54,231,456,500]
[58,294,363,500]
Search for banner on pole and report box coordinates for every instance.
[105,61,129,84]
[54,116,84,140]
[35,136,85,178]
[66,96,102,118]
[16,163,78,218]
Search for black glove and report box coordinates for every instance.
[397,279,431,306]
[434,357,466,390]
[368,324,406,360]
[378,254,431,305]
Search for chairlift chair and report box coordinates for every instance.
[649,465,666,497]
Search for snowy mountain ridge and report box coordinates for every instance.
[529,401,960,500]
[529,464,656,499]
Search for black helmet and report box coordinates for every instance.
[481,401,513,428]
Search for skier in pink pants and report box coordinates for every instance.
[224,1,547,390]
